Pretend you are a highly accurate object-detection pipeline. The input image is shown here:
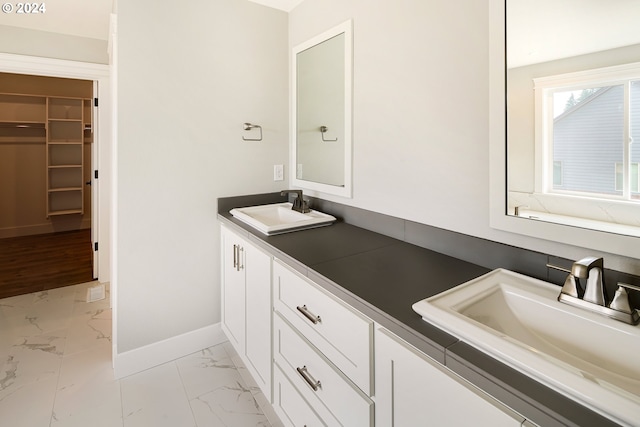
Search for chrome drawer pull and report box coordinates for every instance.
[237,246,244,271]
[296,305,321,324]
[296,366,321,391]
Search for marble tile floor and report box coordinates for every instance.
[0,281,281,427]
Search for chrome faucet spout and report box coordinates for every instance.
[570,256,602,279]
[572,257,606,305]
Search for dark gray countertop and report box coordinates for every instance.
[218,194,619,427]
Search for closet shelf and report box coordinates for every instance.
[48,187,83,193]
[48,209,83,216]
[48,118,83,123]
[0,121,45,129]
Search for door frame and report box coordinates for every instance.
[0,52,111,284]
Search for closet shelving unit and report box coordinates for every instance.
[46,97,86,217]
[0,92,91,218]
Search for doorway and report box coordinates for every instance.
[0,72,96,298]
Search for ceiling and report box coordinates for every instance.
[508,0,640,68]
[248,0,303,11]
[0,0,302,42]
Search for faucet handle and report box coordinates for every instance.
[560,274,581,298]
[300,199,310,213]
[610,283,640,315]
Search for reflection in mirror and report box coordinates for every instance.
[292,20,352,198]
[506,0,640,237]
[297,33,345,186]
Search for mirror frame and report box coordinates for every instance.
[489,0,640,259]
[291,19,353,198]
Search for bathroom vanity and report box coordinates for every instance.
[218,193,628,427]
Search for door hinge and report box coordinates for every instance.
[94,242,99,251]
[94,97,99,107]
[94,170,98,179]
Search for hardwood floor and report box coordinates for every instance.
[0,229,93,299]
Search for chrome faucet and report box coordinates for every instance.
[281,189,310,213]
[557,256,639,325]
[571,256,606,305]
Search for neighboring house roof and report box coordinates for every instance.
[553,86,613,122]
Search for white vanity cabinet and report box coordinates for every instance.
[220,225,272,399]
[272,259,374,426]
[220,220,534,427]
[375,326,524,426]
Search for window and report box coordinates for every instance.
[615,162,640,195]
[535,63,640,203]
[553,160,562,186]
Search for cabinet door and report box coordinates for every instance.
[244,241,272,399]
[375,327,523,427]
[221,225,272,400]
[221,226,246,354]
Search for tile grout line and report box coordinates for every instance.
[174,358,200,427]
[118,377,125,427]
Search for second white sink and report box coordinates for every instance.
[230,202,336,235]
[412,268,640,426]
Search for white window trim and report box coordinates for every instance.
[533,61,640,205]
[616,162,640,193]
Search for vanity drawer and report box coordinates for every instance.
[273,312,373,427]
[273,259,373,394]
[273,362,327,427]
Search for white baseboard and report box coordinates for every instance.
[113,323,226,379]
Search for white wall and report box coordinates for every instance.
[115,0,288,354]
[291,0,490,232]
[290,0,640,274]
[0,26,108,64]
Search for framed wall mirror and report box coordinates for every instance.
[291,20,353,198]
[490,0,640,259]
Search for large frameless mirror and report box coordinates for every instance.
[506,0,640,237]
[489,0,640,258]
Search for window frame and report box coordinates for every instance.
[533,61,640,203]
[616,162,640,193]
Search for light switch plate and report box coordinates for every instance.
[274,164,284,181]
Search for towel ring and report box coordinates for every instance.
[320,125,338,142]
[243,123,262,141]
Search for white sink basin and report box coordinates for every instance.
[412,268,640,426]
[230,202,336,235]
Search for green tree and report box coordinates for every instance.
[564,88,600,112]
